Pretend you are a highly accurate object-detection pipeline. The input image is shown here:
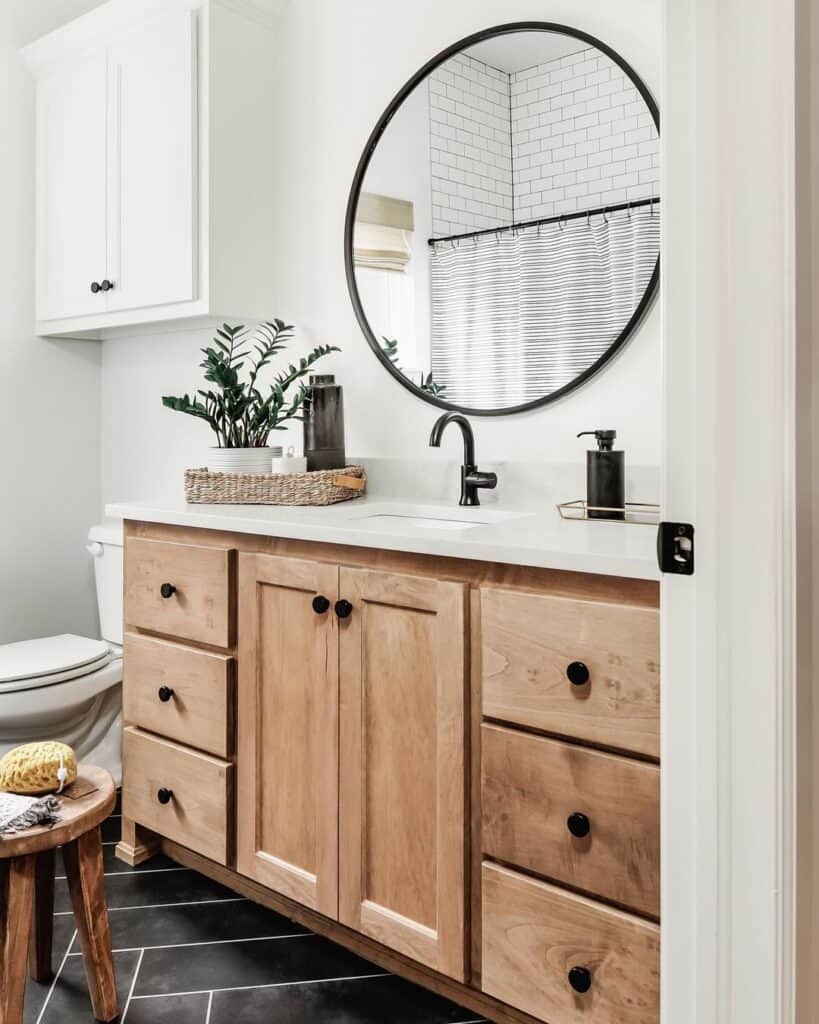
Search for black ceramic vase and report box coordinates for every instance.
[303,374,346,471]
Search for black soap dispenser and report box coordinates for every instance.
[577,430,625,520]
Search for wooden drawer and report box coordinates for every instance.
[122,726,232,864]
[125,537,234,647]
[482,724,659,917]
[123,633,233,758]
[481,587,660,758]
[482,862,659,1024]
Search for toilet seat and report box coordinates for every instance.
[0,635,114,694]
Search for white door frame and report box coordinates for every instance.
[661,1,798,1022]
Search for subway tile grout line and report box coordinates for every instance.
[129,972,393,1000]
[54,896,250,916]
[34,928,77,1024]
[205,990,214,1024]
[65,932,314,955]
[119,947,145,1023]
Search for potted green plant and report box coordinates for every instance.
[163,320,339,474]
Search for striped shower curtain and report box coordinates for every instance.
[429,205,659,409]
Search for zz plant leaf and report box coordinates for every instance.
[162,321,340,448]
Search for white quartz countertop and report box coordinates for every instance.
[106,495,661,581]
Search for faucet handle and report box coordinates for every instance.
[465,469,497,490]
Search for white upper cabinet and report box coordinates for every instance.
[23,0,279,338]
[36,54,108,320]
[106,9,197,314]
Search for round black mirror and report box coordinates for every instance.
[345,22,659,416]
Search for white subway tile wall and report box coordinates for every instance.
[428,53,513,237]
[510,46,659,221]
[428,46,659,237]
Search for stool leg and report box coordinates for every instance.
[29,849,55,983]
[0,856,35,1024]
[63,831,118,1023]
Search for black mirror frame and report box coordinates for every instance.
[343,21,660,417]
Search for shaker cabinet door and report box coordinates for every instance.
[338,567,467,981]
[236,553,339,917]
[36,55,108,320]
[106,8,197,313]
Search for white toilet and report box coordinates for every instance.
[0,522,124,784]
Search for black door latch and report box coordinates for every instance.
[657,522,694,575]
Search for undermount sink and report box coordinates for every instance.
[360,514,488,531]
[350,503,532,532]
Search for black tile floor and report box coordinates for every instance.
[24,801,489,1023]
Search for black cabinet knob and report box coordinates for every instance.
[312,595,331,614]
[160,583,176,599]
[100,279,114,291]
[566,661,590,686]
[334,599,353,619]
[157,788,173,805]
[568,966,592,993]
[567,812,591,838]
[158,686,175,703]
[90,281,101,294]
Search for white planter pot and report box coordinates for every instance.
[207,447,280,475]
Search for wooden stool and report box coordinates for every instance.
[0,765,117,1024]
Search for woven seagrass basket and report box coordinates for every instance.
[184,466,366,506]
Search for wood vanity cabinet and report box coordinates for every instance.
[118,522,660,1024]
[235,555,467,978]
[337,568,467,979]
[235,554,340,917]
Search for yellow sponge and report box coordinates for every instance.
[0,742,78,795]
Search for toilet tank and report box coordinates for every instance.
[87,521,124,646]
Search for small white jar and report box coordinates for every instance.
[271,446,308,475]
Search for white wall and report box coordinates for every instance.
[100,0,661,506]
[0,0,105,644]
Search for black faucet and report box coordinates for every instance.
[428,412,498,506]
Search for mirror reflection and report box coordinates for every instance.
[349,28,660,413]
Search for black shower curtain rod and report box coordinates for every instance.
[427,195,660,247]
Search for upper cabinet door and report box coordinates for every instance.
[36,55,108,320]
[338,568,467,981]
[106,9,196,313]
[236,553,340,918]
